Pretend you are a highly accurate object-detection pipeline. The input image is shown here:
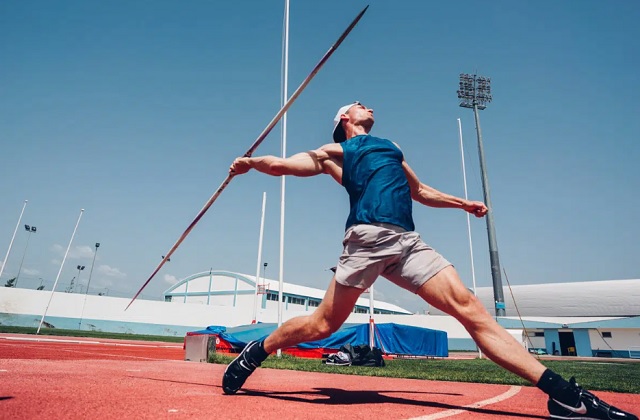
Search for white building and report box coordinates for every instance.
[440,279,640,318]
[162,270,412,315]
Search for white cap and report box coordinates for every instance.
[332,101,360,143]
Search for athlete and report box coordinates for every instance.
[224,102,637,420]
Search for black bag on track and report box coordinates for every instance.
[347,343,385,367]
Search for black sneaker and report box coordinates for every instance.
[548,377,638,420]
[222,341,265,395]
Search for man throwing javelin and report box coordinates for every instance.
[225,102,637,420]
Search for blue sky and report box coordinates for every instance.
[1,1,638,313]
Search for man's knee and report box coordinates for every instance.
[311,316,341,340]
[455,294,493,327]
[437,288,484,321]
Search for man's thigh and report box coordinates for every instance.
[383,232,451,293]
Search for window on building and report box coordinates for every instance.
[533,332,544,337]
[289,297,305,305]
[266,292,286,302]
[164,296,172,302]
[601,332,612,338]
[354,307,368,314]
[308,300,320,307]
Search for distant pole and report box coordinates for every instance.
[368,285,375,349]
[15,224,37,287]
[85,243,100,296]
[207,268,212,305]
[79,242,99,330]
[457,73,506,316]
[37,209,84,334]
[252,192,267,323]
[0,200,28,281]
[74,265,85,293]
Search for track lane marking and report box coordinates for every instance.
[406,385,522,420]
[0,336,181,348]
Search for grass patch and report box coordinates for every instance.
[210,353,640,394]
[0,325,184,343]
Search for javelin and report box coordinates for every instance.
[126,5,369,310]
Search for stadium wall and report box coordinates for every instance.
[2,287,638,356]
[0,287,476,347]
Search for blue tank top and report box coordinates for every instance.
[340,135,415,231]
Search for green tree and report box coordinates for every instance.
[4,277,16,287]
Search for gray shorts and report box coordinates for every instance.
[334,223,451,293]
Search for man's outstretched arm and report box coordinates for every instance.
[230,149,330,177]
[402,160,488,217]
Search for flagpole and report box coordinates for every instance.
[368,285,375,348]
[458,118,477,295]
[252,192,267,323]
[276,0,290,358]
[0,199,28,281]
[37,209,84,334]
[458,118,482,359]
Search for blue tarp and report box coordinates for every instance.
[191,322,448,357]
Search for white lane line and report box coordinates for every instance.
[406,385,522,420]
[2,337,100,344]
[0,336,181,348]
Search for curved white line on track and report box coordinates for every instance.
[406,385,522,420]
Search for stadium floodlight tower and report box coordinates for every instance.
[457,73,506,316]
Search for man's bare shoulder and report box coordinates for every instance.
[318,142,343,157]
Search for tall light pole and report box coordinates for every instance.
[15,224,37,288]
[75,265,85,293]
[85,243,99,295]
[263,262,268,286]
[79,242,100,329]
[457,73,506,316]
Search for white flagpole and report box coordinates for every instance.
[457,118,477,295]
[37,208,84,334]
[0,199,28,281]
[368,285,375,348]
[458,118,482,358]
[252,192,267,323]
[277,0,290,358]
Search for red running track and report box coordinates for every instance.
[1,333,638,419]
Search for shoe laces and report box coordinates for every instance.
[242,342,262,368]
[570,377,611,410]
